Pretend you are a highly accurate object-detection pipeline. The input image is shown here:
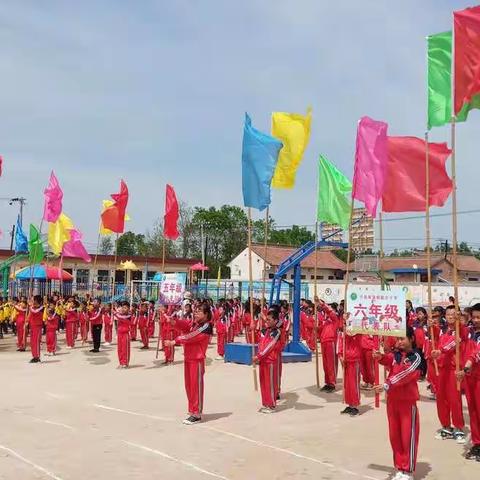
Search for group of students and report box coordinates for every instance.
[2,292,480,479]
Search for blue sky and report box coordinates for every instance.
[0,1,479,254]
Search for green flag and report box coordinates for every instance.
[29,224,44,264]
[427,31,480,128]
[317,155,352,229]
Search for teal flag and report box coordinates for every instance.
[242,113,282,211]
[317,155,352,228]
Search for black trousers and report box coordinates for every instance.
[92,324,103,351]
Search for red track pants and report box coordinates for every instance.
[426,359,439,394]
[65,322,76,347]
[104,324,113,343]
[130,322,137,340]
[465,376,480,446]
[80,322,88,342]
[139,326,149,348]
[360,349,375,385]
[259,361,278,408]
[46,328,57,353]
[217,333,225,357]
[387,400,419,473]
[30,325,42,359]
[148,321,154,338]
[343,360,361,407]
[184,360,205,415]
[321,341,337,386]
[16,321,25,349]
[117,331,131,366]
[436,368,464,429]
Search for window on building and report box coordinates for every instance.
[328,276,334,280]
[147,271,156,281]
[316,275,324,280]
[290,274,295,280]
[300,275,306,280]
[468,277,479,282]
[310,275,315,280]
[269,274,274,279]
[420,273,428,283]
[97,269,109,282]
[76,269,89,287]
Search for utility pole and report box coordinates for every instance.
[200,223,205,280]
[0,197,27,226]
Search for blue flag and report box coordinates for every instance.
[15,216,28,253]
[242,113,282,211]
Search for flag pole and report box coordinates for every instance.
[375,210,385,407]
[342,198,355,403]
[425,131,439,376]
[111,233,119,301]
[313,220,320,388]
[90,220,102,297]
[261,206,269,324]
[248,207,258,391]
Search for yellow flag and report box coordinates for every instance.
[99,200,131,235]
[271,108,312,189]
[48,213,74,255]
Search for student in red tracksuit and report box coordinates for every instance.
[424,312,441,400]
[165,302,213,425]
[103,306,113,345]
[431,305,467,443]
[303,306,316,351]
[374,327,422,480]
[253,307,281,413]
[14,300,27,351]
[88,298,103,353]
[138,302,150,349]
[360,334,376,390]
[317,300,340,392]
[215,306,228,360]
[27,295,44,363]
[276,307,290,399]
[45,302,59,356]
[79,302,89,343]
[114,301,132,368]
[147,300,156,338]
[130,304,138,341]
[338,316,362,417]
[456,302,480,461]
[65,299,78,348]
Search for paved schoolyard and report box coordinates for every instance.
[0,333,476,480]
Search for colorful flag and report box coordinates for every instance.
[427,31,480,128]
[271,108,311,189]
[317,155,352,229]
[454,6,480,116]
[62,229,91,262]
[164,184,180,240]
[352,116,388,218]
[100,200,130,235]
[48,213,74,255]
[242,113,282,211]
[43,171,63,223]
[100,180,129,234]
[14,216,28,253]
[28,224,44,264]
[382,136,452,213]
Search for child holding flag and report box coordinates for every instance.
[27,295,44,363]
[115,301,132,368]
[373,327,422,480]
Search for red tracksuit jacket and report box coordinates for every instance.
[257,328,280,363]
[380,350,422,400]
[318,306,340,344]
[175,320,212,360]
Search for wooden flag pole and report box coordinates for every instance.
[425,131,439,376]
[375,210,385,407]
[110,233,119,302]
[313,221,320,388]
[450,116,461,390]
[91,222,102,297]
[342,198,355,403]
[248,207,258,391]
[261,207,269,322]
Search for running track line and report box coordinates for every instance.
[94,404,380,480]
[124,441,230,480]
[0,445,64,480]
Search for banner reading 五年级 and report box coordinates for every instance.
[346,285,406,337]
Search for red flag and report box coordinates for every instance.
[454,6,480,115]
[164,184,179,240]
[0,155,3,177]
[101,180,129,233]
[382,136,452,213]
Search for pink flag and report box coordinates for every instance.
[43,171,63,222]
[352,116,388,218]
[62,229,91,262]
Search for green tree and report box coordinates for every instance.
[117,231,147,256]
[99,236,114,255]
[268,225,314,247]
[143,222,176,258]
[333,249,356,263]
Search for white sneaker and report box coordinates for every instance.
[392,472,403,480]
[104,342,110,346]
[258,407,275,414]
[215,356,223,360]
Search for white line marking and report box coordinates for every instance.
[0,444,64,480]
[94,404,174,422]
[124,441,230,480]
[95,404,379,480]
[13,411,75,431]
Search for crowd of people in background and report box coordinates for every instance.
[0,292,479,479]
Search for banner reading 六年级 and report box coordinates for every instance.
[346,285,406,337]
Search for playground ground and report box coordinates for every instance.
[0,334,477,480]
